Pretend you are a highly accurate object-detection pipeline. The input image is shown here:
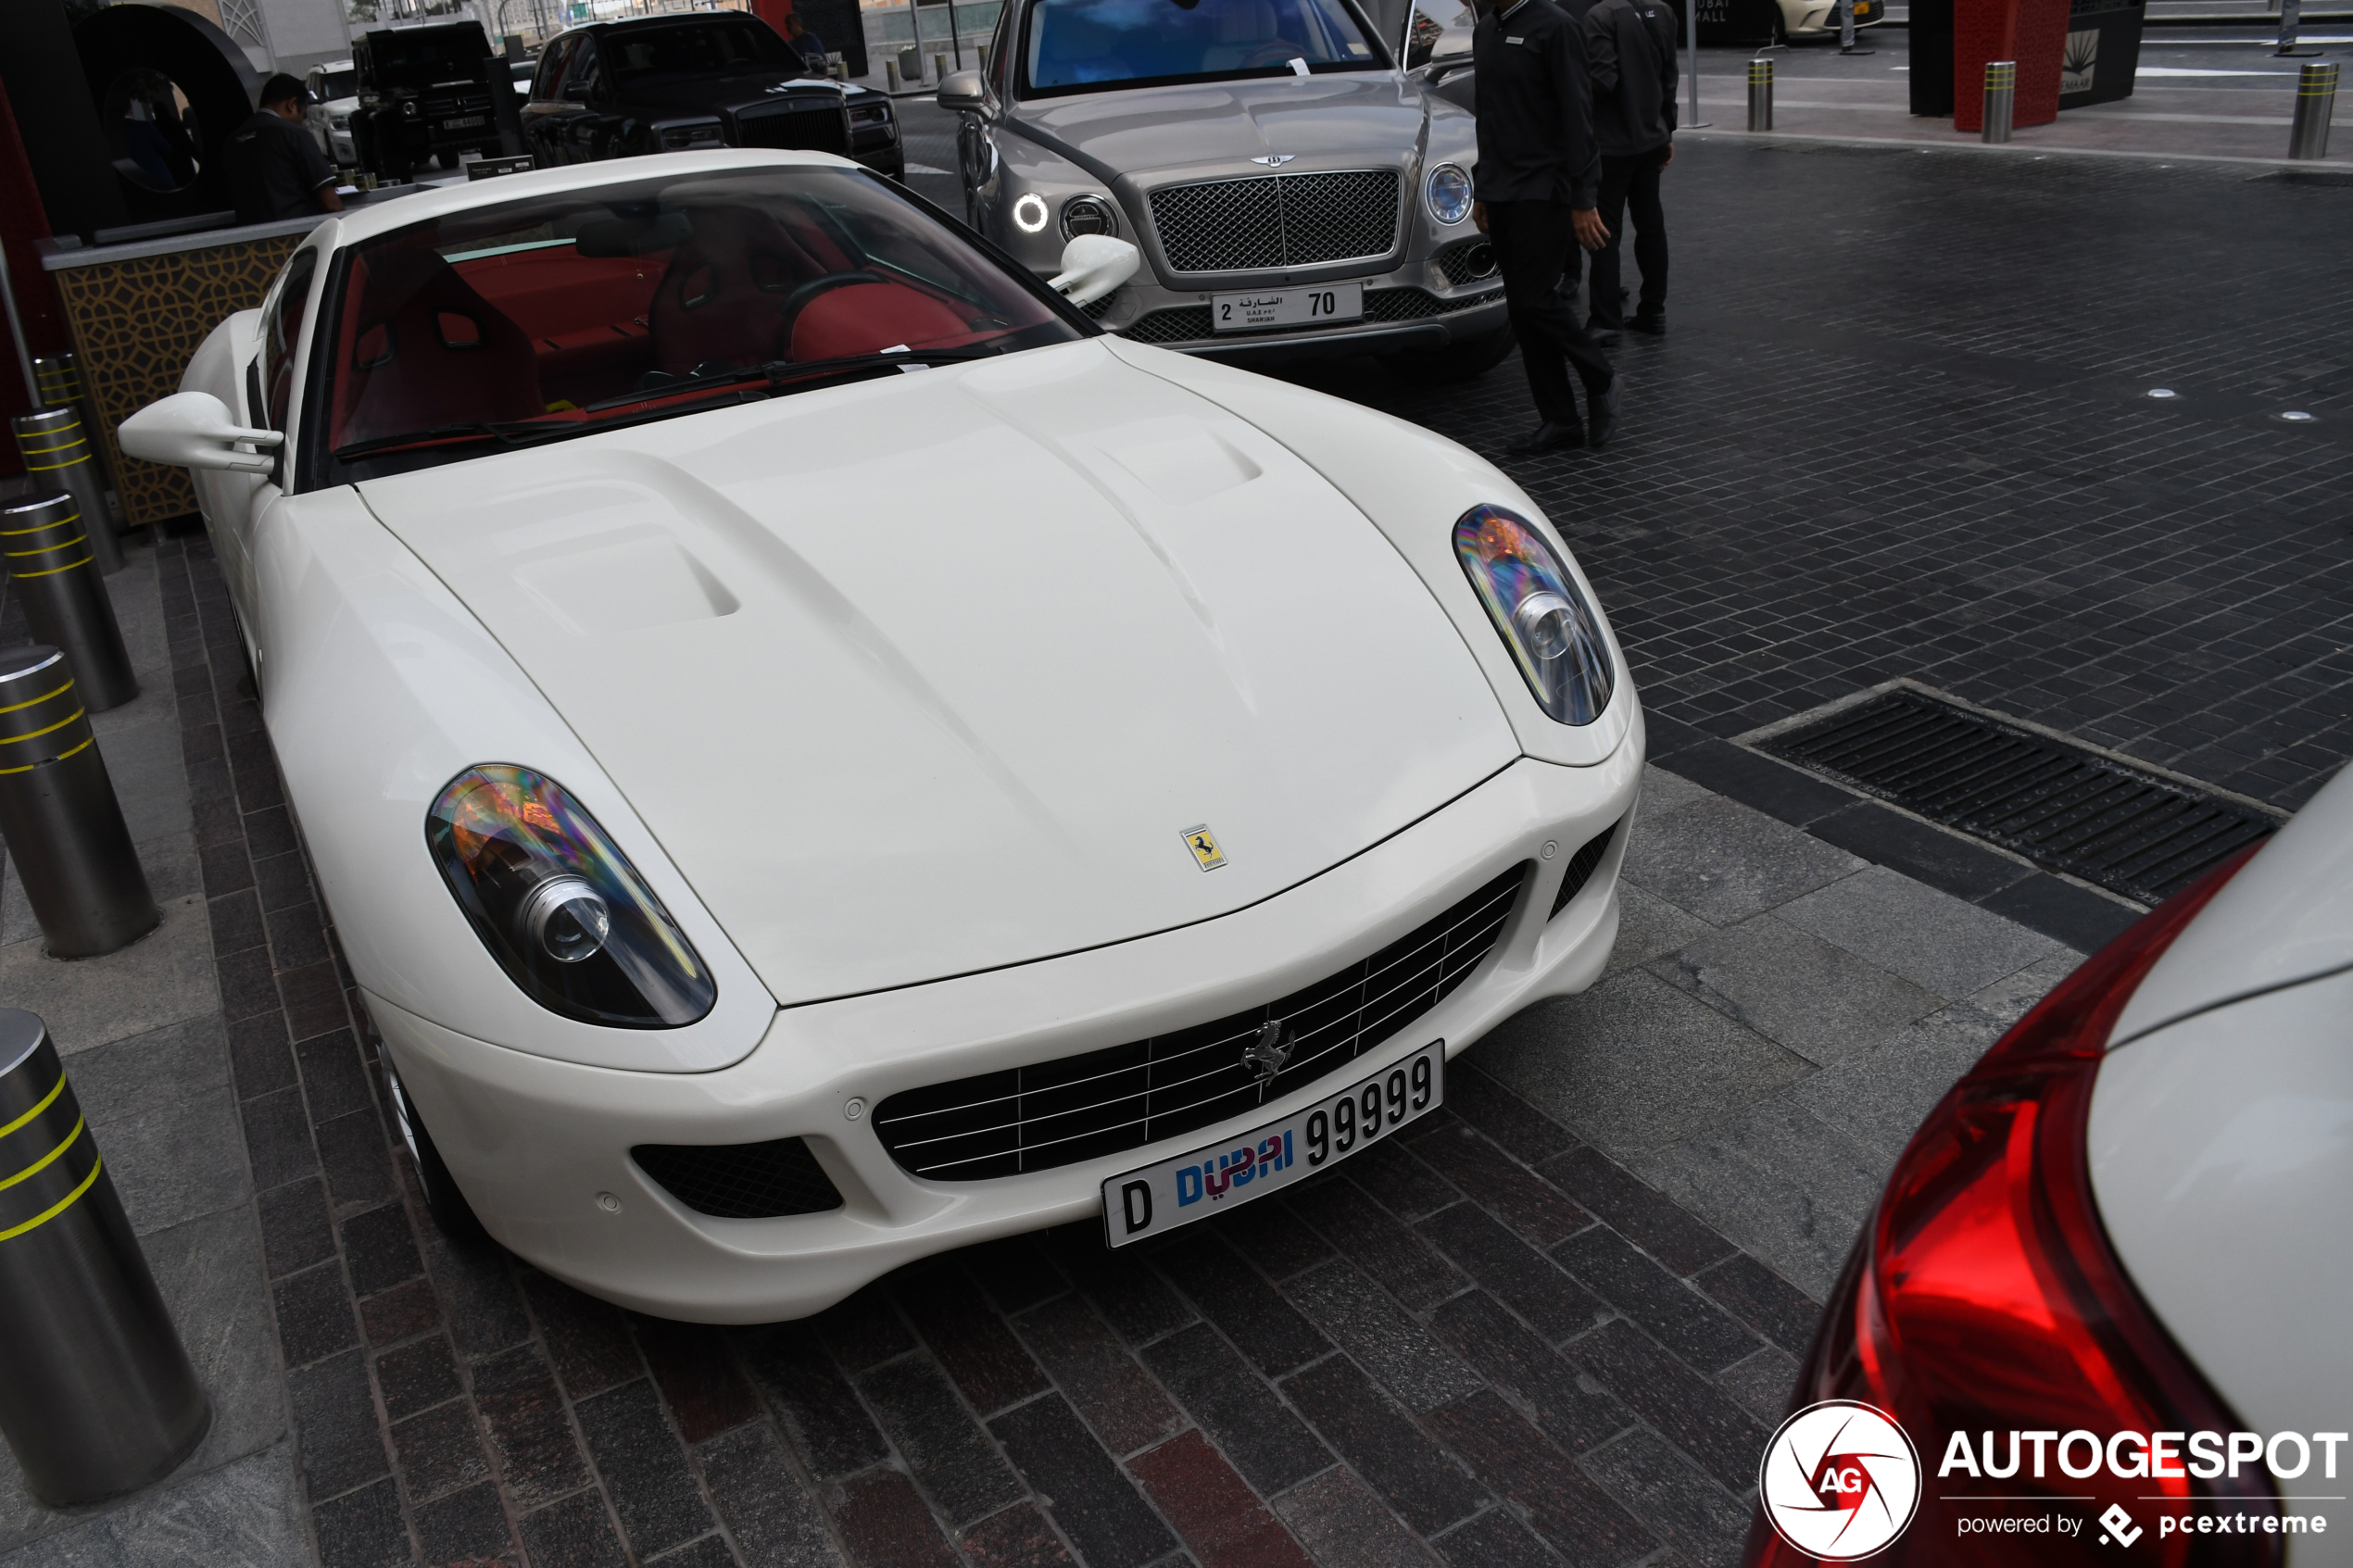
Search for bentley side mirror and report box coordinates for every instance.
[119,392,283,475]
[937,70,985,111]
[1049,234,1139,309]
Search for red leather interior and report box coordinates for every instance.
[648,207,824,374]
[788,282,982,362]
[333,247,544,448]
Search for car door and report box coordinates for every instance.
[223,244,320,635]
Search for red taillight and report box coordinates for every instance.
[1747,847,2276,1566]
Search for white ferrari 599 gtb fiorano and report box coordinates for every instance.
[121,149,1644,1323]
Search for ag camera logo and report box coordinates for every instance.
[1760,1400,1923,1560]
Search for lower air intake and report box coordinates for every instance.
[633,1138,843,1218]
[1550,818,1621,919]
[875,863,1530,1181]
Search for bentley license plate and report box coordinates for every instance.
[1102,1040,1442,1246]
[1211,282,1365,332]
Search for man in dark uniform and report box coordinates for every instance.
[1470,0,1618,455]
[1584,0,1678,338]
[225,75,345,226]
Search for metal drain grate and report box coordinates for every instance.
[1757,690,2278,905]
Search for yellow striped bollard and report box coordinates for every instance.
[11,409,123,576]
[31,353,122,530]
[0,1009,207,1504]
[0,495,137,711]
[0,644,156,956]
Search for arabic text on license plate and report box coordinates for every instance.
[446,115,485,128]
[1103,1040,1442,1246]
[1212,282,1365,333]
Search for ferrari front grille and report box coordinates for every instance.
[1147,170,1401,273]
[1549,818,1621,919]
[873,863,1529,1181]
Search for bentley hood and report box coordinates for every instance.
[356,341,1518,1007]
[1014,74,1436,179]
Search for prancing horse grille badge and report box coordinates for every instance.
[1182,825,1227,871]
[1242,1021,1292,1080]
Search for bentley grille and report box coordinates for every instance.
[873,863,1529,1181]
[1147,170,1401,272]
[727,103,849,156]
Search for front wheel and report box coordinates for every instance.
[386,1064,487,1243]
[1381,326,1516,383]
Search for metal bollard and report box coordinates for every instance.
[1748,57,1774,131]
[0,1010,208,1505]
[0,646,157,957]
[1,495,139,713]
[1982,59,2017,143]
[12,410,124,577]
[935,52,948,84]
[2289,60,2338,157]
[886,59,900,92]
[31,353,123,533]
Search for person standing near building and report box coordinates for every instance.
[1470,0,1619,455]
[784,13,830,72]
[224,75,344,226]
[1582,0,1678,338]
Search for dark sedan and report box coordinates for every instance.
[522,14,903,181]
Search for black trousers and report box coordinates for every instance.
[1487,200,1614,429]
[1588,148,1669,329]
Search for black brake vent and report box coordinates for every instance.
[1757,689,2279,904]
[633,1138,843,1219]
[1550,818,1621,920]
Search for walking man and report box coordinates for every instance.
[1470,0,1619,454]
[1583,0,1678,338]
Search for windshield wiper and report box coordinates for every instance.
[581,348,998,411]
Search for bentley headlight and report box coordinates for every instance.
[1426,163,1474,226]
[1453,504,1614,724]
[427,765,716,1027]
[1013,193,1050,233]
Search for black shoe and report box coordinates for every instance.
[1586,380,1621,448]
[1627,312,1666,336]
[1585,317,1623,345]
[1504,420,1587,457]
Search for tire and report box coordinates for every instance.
[436,148,460,169]
[1381,326,1516,383]
[386,1063,488,1243]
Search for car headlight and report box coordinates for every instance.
[426,765,716,1027]
[1060,194,1118,239]
[660,119,724,148]
[1453,504,1614,724]
[1013,192,1050,233]
[1426,163,1474,226]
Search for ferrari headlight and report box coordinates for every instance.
[426,765,716,1027]
[1453,504,1614,724]
[1426,163,1474,226]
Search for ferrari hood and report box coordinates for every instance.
[1014,74,1430,176]
[356,340,1517,1007]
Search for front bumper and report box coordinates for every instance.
[1090,267,1509,366]
[379,734,1642,1323]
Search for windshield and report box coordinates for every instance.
[1023,0,1384,96]
[606,20,803,85]
[312,167,1085,483]
[366,29,491,82]
[320,68,358,98]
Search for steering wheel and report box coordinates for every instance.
[1243,41,1307,67]
[778,271,885,332]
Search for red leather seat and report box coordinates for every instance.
[335,247,544,447]
[649,207,829,375]
[789,282,980,362]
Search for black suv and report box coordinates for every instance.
[521,15,902,180]
[350,22,508,179]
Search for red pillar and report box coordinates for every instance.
[0,75,74,479]
[1954,0,2069,131]
[749,0,795,36]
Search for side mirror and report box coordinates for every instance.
[1048,234,1139,309]
[937,70,985,112]
[562,80,594,102]
[119,392,283,475]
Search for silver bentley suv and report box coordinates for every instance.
[937,0,1507,380]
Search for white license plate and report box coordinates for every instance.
[1211,282,1364,332]
[445,115,485,129]
[1103,1040,1442,1246]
